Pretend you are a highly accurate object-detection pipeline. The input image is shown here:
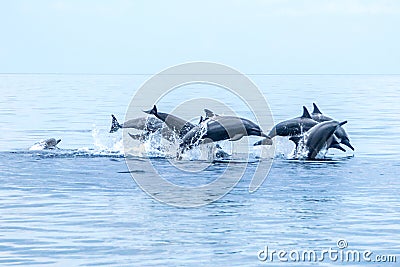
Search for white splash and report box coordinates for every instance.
[29,142,47,151]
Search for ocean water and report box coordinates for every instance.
[0,74,399,266]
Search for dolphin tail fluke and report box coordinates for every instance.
[143,105,157,115]
[341,139,354,151]
[301,106,312,119]
[312,103,322,114]
[110,114,122,133]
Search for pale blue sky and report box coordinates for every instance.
[1,0,399,74]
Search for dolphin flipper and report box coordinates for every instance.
[128,132,150,142]
[253,137,273,146]
[128,132,142,140]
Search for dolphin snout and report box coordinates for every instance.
[341,139,354,151]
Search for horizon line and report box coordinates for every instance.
[0,72,399,76]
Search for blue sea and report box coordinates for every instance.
[0,74,399,266]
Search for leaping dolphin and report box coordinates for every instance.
[268,106,318,138]
[290,120,348,159]
[144,105,195,138]
[311,103,354,151]
[179,114,271,153]
[290,133,346,152]
[110,115,163,133]
[29,138,61,150]
[253,106,318,146]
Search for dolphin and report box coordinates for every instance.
[268,106,318,138]
[253,106,318,146]
[110,114,163,133]
[290,133,346,152]
[180,115,270,152]
[43,138,61,149]
[290,120,348,159]
[29,138,61,150]
[311,103,354,151]
[215,144,230,159]
[144,105,195,138]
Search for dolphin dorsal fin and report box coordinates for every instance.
[143,105,157,115]
[204,109,216,118]
[301,106,312,119]
[312,103,322,114]
[199,116,204,124]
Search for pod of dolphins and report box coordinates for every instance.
[109,103,354,160]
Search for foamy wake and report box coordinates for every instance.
[89,125,241,161]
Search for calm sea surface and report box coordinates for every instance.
[0,74,399,266]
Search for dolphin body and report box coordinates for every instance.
[290,133,345,153]
[268,106,318,138]
[110,115,163,133]
[179,114,270,152]
[290,120,348,159]
[253,106,318,146]
[110,114,177,142]
[144,105,195,139]
[311,103,354,151]
[29,138,61,150]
